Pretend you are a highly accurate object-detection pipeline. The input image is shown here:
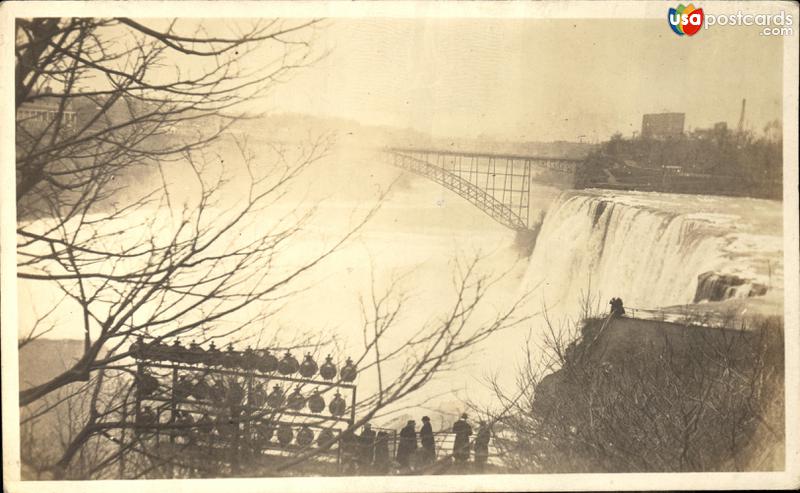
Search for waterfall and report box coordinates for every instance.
[522,191,776,313]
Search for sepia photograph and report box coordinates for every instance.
[1,1,798,491]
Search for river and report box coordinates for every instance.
[17,140,784,426]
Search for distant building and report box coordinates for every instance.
[17,88,77,129]
[693,121,729,140]
[641,112,685,139]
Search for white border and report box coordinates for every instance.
[1,2,798,491]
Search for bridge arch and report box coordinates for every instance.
[386,148,581,231]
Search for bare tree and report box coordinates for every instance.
[16,18,535,479]
[478,309,785,473]
[15,16,354,478]
[20,254,532,479]
[17,17,329,402]
[16,17,320,206]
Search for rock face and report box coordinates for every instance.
[528,316,784,473]
[694,271,768,303]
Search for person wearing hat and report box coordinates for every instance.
[452,413,472,464]
[396,419,417,469]
[419,416,435,465]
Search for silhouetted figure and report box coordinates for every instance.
[452,413,472,464]
[340,429,359,475]
[474,421,491,472]
[358,423,376,471]
[419,416,435,465]
[396,420,417,469]
[373,431,391,474]
[609,297,625,316]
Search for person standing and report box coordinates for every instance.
[358,423,376,472]
[419,416,436,465]
[452,413,472,464]
[373,431,391,474]
[474,421,491,472]
[396,420,417,469]
[340,429,359,475]
[609,297,626,316]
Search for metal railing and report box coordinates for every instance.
[619,306,743,329]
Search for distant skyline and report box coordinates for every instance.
[259,18,784,142]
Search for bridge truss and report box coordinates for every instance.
[387,148,580,231]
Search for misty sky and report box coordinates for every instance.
[259,18,784,142]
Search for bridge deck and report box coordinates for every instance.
[386,147,583,163]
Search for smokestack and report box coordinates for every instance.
[737,98,746,134]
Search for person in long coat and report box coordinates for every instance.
[340,429,359,474]
[396,420,417,468]
[474,421,491,472]
[452,413,472,463]
[358,423,376,471]
[373,431,391,474]
[419,416,436,464]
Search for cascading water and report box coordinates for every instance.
[522,190,782,314]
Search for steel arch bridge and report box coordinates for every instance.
[386,148,581,231]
